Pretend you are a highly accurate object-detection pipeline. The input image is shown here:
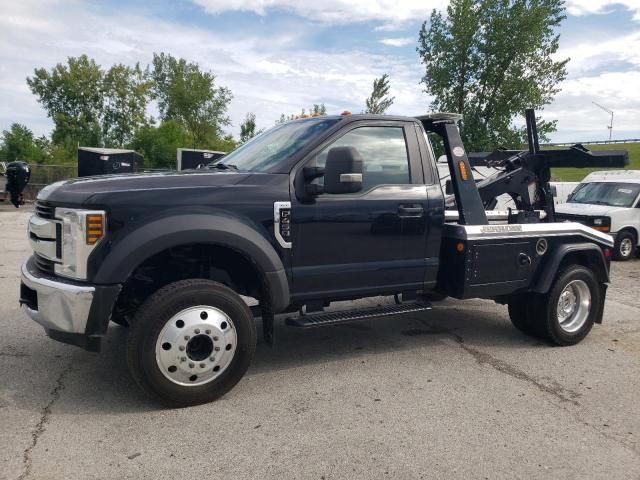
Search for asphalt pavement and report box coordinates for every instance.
[1,206,639,479]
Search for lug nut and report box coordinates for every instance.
[184,335,190,341]
[195,329,200,334]
[213,336,219,341]
[209,356,215,362]
[215,347,220,351]
[179,345,185,351]
[205,329,211,334]
[189,362,194,368]
[200,363,206,368]
[181,357,186,362]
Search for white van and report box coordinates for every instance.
[555,170,640,260]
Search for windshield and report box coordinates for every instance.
[569,182,640,207]
[215,118,340,172]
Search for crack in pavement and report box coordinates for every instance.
[17,362,72,480]
[0,352,30,358]
[419,318,640,458]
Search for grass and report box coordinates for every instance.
[550,142,640,182]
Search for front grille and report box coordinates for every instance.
[555,213,590,224]
[35,201,56,219]
[33,254,56,275]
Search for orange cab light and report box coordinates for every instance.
[593,226,610,232]
[456,242,465,253]
[458,160,469,181]
[341,110,351,116]
[86,214,104,245]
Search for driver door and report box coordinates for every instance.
[290,122,430,301]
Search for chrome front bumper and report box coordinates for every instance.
[20,258,95,334]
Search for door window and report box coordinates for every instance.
[310,126,410,192]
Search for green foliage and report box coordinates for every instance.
[364,74,395,114]
[150,52,232,147]
[27,55,105,147]
[129,120,189,169]
[418,0,569,151]
[551,143,640,182]
[0,123,48,163]
[102,63,152,147]
[239,112,263,144]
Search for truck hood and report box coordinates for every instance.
[38,170,253,204]
[555,202,626,217]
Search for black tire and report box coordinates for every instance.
[613,230,637,261]
[529,265,601,346]
[111,316,129,327]
[127,279,256,407]
[507,294,543,338]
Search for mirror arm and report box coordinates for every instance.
[303,166,325,181]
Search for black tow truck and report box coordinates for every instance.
[20,110,627,406]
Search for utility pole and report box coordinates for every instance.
[592,101,614,142]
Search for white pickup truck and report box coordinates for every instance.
[556,170,640,260]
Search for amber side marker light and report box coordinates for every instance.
[458,160,469,181]
[456,242,465,253]
[593,226,610,232]
[86,214,104,245]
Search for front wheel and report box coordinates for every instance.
[127,279,257,407]
[614,230,637,261]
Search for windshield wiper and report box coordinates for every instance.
[209,163,239,171]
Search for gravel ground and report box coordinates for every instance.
[1,206,639,479]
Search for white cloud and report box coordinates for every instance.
[565,0,640,19]
[380,37,414,47]
[0,0,638,145]
[0,1,426,139]
[192,0,447,25]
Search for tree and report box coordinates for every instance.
[239,113,263,144]
[0,123,48,163]
[150,52,232,147]
[27,55,153,149]
[364,74,395,114]
[102,63,152,147]
[27,55,104,147]
[418,0,568,151]
[129,120,188,169]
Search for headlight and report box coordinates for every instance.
[54,208,105,280]
[590,217,610,232]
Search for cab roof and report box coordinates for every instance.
[582,170,640,183]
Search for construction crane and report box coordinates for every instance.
[592,101,614,142]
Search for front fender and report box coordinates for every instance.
[92,213,290,312]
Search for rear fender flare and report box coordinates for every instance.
[532,242,608,294]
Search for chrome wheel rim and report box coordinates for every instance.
[620,238,633,257]
[155,306,237,387]
[556,280,591,333]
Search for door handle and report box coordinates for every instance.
[398,205,424,217]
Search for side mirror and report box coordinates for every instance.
[324,146,363,194]
[6,161,31,208]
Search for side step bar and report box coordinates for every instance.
[285,301,432,328]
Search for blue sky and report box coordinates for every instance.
[1,0,639,143]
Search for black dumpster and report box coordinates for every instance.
[78,147,141,177]
[177,148,225,170]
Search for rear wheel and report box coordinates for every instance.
[126,279,256,407]
[508,265,602,346]
[614,230,636,261]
